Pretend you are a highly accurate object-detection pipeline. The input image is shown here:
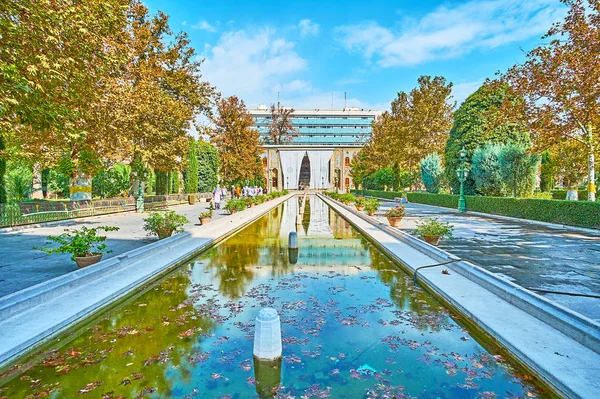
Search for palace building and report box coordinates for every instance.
[251,105,381,192]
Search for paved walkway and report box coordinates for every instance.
[375,202,600,322]
[0,200,231,297]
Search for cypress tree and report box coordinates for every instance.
[184,139,199,194]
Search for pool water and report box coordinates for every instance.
[0,197,554,398]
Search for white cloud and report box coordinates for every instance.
[452,79,485,106]
[192,20,217,32]
[200,28,307,105]
[336,0,566,66]
[298,19,320,36]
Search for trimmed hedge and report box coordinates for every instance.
[551,189,589,201]
[406,192,600,229]
[350,189,405,200]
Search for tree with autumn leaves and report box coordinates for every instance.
[504,0,600,200]
[208,96,262,184]
[266,103,298,145]
[0,0,213,201]
[362,75,455,180]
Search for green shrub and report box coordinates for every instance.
[498,143,540,197]
[143,211,189,238]
[364,198,380,215]
[37,226,120,261]
[350,189,405,200]
[414,218,454,239]
[339,193,356,204]
[354,196,366,207]
[530,191,553,200]
[225,198,246,213]
[406,192,600,229]
[419,153,443,194]
[471,144,506,196]
[551,189,589,200]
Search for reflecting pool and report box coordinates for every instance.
[0,197,554,398]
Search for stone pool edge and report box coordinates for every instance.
[319,194,600,399]
[0,193,294,368]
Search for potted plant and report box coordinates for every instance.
[364,198,380,216]
[339,193,356,205]
[225,199,246,214]
[385,205,405,227]
[414,218,454,246]
[199,203,213,225]
[245,196,256,208]
[143,211,189,239]
[36,226,120,268]
[354,196,366,211]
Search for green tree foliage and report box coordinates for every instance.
[349,153,369,188]
[540,151,555,192]
[5,164,32,201]
[419,153,444,194]
[170,171,179,194]
[444,80,530,194]
[47,170,70,198]
[197,141,219,192]
[373,168,395,190]
[92,164,131,198]
[498,143,540,197]
[471,144,506,196]
[155,171,168,195]
[183,139,199,194]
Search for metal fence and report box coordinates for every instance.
[0,193,212,228]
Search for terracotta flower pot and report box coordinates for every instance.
[230,209,237,214]
[199,217,211,225]
[387,217,403,227]
[156,227,174,240]
[355,206,364,211]
[75,253,103,269]
[367,210,376,216]
[422,235,441,246]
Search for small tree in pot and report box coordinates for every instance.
[354,196,366,211]
[414,217,454,246]
[36,226,120,268]
[385,205,405,227]
[199,203,213,225]
[364,198,380,216]
[143,211,189,239]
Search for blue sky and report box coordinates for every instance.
[145,0,566,112]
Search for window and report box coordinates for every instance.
[344,157,350,166]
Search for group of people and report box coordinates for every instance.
[240,186,267,198]
[212,184,268,210]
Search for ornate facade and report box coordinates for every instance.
[250,107,381,192]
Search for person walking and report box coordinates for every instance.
[213,184,222,210]
[231,185,235,199]
[236,186,241,198]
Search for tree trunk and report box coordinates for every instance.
[0,137,6,203]
[69,168,92,201]
[588,151,595,201]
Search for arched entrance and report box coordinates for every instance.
[271,168,278,189]
[299,154,310,188]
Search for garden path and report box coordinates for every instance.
[0,200,229,297]
[375,201,600,322]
